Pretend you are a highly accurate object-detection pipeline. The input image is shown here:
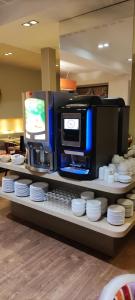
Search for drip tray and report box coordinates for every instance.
[60,167,89,175]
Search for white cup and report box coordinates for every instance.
[104,167,109,182]
[98,167,104,180]
[107,174,114,184]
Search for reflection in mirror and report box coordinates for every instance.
[60,0,134,104]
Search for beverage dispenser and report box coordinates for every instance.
[23,91,72,172]
[57,95,123,180]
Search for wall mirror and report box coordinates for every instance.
[60,0,134,104]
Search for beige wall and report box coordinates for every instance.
[0,63,41,118]
[70,72,130,104]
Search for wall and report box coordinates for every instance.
[0,63,41,118]
[70,72,131,104]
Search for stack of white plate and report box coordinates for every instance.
[72,199,86,217]
[118,175,132,184]
[117,198,133,218]
[107,205,125,225]
[81,191,94,200]
[86,200,101,222]
[126,193,135,210]
[96,197,108,215]
[30,182,49,202]
[15,179,32,197]
[2,175,19,193]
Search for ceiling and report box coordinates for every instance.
[0,0,133,77]
[0,0,130,25]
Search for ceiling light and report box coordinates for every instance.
[29,20,39,25]
[22,20,39,27]
[56,64,59,67]
[128,58,132,62]
[4,52,13,56]
[22,22,31,27]
[104,43,109,47]
[98,44,104,49]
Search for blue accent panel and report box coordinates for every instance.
[60,167,89,175]
[49,107,54,150]
[86,109,93,152]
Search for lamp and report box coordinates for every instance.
[60,78,77,91]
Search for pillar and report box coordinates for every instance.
[41,47,58,91]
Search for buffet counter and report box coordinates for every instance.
[0,161,135,256]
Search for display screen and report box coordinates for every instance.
[64,119,79,130]
[25,98,45,136]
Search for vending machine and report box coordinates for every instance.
[23,91,73,172]
[57,95,129,180]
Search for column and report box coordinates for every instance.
[41,47,58,91]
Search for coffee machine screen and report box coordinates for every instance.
[25,98,46,139]
[64,119,79,130]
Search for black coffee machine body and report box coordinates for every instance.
[57,96,129,180]
[23,91,73,172]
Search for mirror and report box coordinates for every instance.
[60,0,134,104]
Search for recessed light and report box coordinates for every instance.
[104,43,109,47]
[22,20,39,27]
[98,43,109,49]
[29,20,39,25]
[56,64,59,67]
[4,52,13,56]
[98,44,104,49]
[128,58,132,62]
[22,22,31,27]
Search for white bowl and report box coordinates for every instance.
[72,206,86,217]
[0,154,11,162]
[11,154,25,165]
[86,210,101,222]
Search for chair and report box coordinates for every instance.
[99,274,135,300]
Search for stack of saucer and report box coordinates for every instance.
[81,191,94,200]
[2,175,19,193]
[117,198,133,218]
[96,197,108,215]
[107,205,125,225]
[15,179,32,197]
[72,199,86,217]
[86,200,101,222]
[118,175,132,184]
[30,182,49,202]
[126,193,135,210]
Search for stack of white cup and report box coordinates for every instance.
[81,191,94,200]
[96,197,108,215]
[72,199,86,217]
[86,200,101,221]
[126,193,135,210]
[117,198,133,218]
[99,165,116,183]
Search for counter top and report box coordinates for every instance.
[0,161,135,194]
[0,187,134,238]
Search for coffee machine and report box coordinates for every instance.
[57,95,129,180]
[23,91,73,172]
[101,97,129,155]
